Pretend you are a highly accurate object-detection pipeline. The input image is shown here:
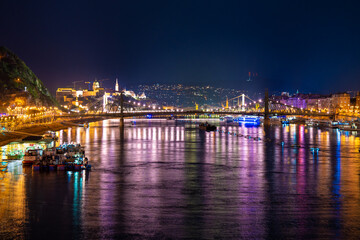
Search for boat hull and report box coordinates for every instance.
[22,160,34,165]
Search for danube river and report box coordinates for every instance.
[1,119,360,239]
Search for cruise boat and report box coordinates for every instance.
[338,122,360,132]
[330,121,340,128]
[305,119,320,127]
[22,147,43,165]
[236,116,260,125]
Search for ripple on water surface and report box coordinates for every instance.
[1,119,360,239]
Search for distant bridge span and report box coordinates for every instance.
[68,90,356,121]
[57,90,359,121]
[57,110,336,119]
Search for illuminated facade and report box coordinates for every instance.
[280,97,306,109]
[331,93,350,112]
[138,92,146,99]
[273,93,354,113]
[56,81,105,104]
[93,81,100,91]
[124,89,137,98]
[56,88,76,102]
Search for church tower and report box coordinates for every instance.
[93,80,100,91]
[115,78,119,92]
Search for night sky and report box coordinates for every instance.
[1,0,360,94]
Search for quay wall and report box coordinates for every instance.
[0,116,105,147]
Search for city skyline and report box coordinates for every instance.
[2,2,360,238]
[1,0,360,94]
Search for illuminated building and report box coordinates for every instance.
[93,81,100,91]
[82,90,97,97]
[138,92,146,99]
[317,97,332,111]
[56,88,76,103]
[273,93,334,112]
[331,93,350,112]
[283,96,306,109]
[162,106,176,110]
[56,80,106,104]
[124,89,137,98]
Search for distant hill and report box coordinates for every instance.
[0,46,58,109]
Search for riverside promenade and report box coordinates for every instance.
[0,116,104,146]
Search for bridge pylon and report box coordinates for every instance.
[241,93,245,111]
[264,89,270,125]
[120,91,124,127]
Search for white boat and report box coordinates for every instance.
[305,120,319,126]
[330,121,340,128]
[23,147,43,165]
[339,123,360,132]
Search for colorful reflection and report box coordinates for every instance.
[0,119,359,239]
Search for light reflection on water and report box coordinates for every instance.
[0,119,360,239]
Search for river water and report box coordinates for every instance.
[1,119,360,239]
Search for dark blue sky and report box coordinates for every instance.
[1,0,360,94]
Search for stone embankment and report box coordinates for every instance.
[0,116,105,146]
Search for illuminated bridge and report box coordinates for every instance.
[53,90,360,124]
[71,109,334,118]
[60,91,342,121]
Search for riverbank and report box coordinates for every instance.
[0,116,106,147]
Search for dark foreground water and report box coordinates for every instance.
[1,119,360,239]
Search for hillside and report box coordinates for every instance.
[0,46,57,109]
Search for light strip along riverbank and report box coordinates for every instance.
[0,116,106,147]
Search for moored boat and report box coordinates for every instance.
[28,142,91,171]
[281,119,290,125]
[23,147,43,165]
[330,121,340,128]
[338,126,360,132]
[337,121,359,131]
[305,119,320,127]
